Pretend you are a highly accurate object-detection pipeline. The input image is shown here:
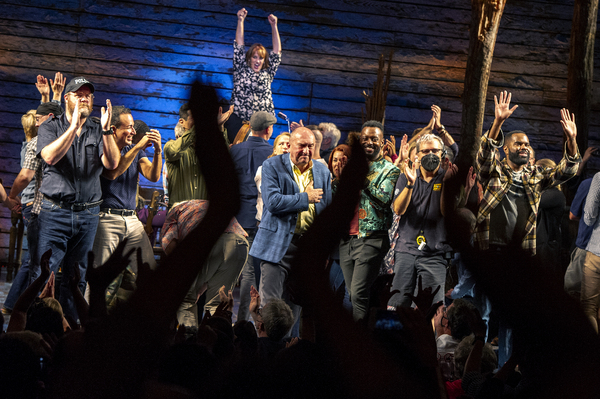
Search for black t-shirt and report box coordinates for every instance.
[489,170,529,246]
[394,169,451,256]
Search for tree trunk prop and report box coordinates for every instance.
[567,0,598,153]
[458,0,506,168]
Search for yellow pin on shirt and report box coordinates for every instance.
[433,183,442,191]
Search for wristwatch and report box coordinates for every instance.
[102,130,113,136]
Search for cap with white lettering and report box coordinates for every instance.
[64,77,95,94]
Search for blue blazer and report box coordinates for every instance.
[249,154,332,264]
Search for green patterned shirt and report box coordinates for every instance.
[358,157,400,237]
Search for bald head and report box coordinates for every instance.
[290,128,315,171]
[290,127,314,144]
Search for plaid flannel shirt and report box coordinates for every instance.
[474,130,580,255]
[23,137,43,215]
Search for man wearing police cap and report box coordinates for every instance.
[36,76,120,320]
[230,110,275,320]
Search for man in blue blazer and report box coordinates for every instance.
[249,127,332,336]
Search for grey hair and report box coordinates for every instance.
[261,299,294,341]
[319,122,341,147]
[416,133,444,153]
[174,123,184,139]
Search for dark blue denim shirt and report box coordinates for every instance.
[37,113,104,204]
[230,136,273,229]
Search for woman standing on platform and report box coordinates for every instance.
[229,8,282,143]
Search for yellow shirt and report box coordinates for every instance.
[292,162,316,234]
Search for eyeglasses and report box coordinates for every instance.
[419,148,442,155]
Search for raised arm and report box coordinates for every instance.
[249,285,261,323]
[432,105,455,147]
[236,8,247,46]
[394,134,409,168]
[393,160,417,216]
[577,147,597,176]
[100,99,121,170]
[50,71,66,103]
[489,91,518,141]
[560,108,579,158]
[36,75,50,103]
[268,14,281,54]
[139,130,163,182]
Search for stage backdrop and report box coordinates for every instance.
[0,0,599,260]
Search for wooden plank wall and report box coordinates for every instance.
[0,0,599,260]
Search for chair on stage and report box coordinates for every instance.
[138,188,168,266]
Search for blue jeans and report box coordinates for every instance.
[3,204,39,310]
[37,199,99,321]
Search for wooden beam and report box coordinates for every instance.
[458,0,507,167]
[567,0,599,151]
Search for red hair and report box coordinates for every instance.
[328,144,352,175]
[245,44,270,70]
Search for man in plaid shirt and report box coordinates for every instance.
[475,91,580,367]
[475,91,580,256]
[3,102,63,314]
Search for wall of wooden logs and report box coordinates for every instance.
[0,0,599,260]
